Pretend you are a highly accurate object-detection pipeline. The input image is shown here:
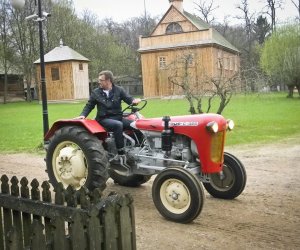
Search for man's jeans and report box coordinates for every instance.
[98,116,132,151]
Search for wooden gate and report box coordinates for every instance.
[0,175,136,250]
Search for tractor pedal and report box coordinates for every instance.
[109,154,130,173]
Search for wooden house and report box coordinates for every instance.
[0,66,24,99]
[139,0,240,98]
[34,41,90,101]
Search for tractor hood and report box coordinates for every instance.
[132,113,229,174]
[132,113,227,135]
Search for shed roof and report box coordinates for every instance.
[34,45,90,64]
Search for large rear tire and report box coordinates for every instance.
[152,167,204,223]
[109,170,151,187]
[109,154,151,187]
[46,126,109,191]
[203,152,247,199]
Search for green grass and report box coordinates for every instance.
[0,92,299,153]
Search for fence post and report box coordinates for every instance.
[118,194,136,250]
[41,181,52,248]
[69,211,86,250]
[31,179,41,223]
[0,200,4,249]
[86,206,103,250]
[20,177,31,248]
[7,226,18,250]
[52,183,67,250]
[30,219,46,249]
[11,176,23,249]
[1,175,12,248]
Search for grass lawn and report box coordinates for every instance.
[0,92,299,153]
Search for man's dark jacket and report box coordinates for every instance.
[80,84,133,121]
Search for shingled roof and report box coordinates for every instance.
[34,45,90,64]
[183,11,239,52]
[141,5,239,53]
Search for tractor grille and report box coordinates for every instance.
[210,131,225,163]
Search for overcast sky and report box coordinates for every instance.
[72,0,298,24]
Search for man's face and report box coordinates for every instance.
[98,75,109,89]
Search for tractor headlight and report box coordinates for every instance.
[226,119,235,131]
[206,121,218,133]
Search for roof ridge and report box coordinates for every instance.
[34,45,90,64]
[182,10,239,52]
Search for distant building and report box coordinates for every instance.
[114,75,143,96]
[0,66,23,99]
[139,0,240,98]
[34,40,90,101]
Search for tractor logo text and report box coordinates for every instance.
[167,121,199,126]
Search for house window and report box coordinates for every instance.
[217,51,222,69]
[235,56,239,71]
[159,56,167,69]
[79,63,83,71]
[229,57,233,71]
[51,67,60,81]
[224,57,229,70]
[187,54,194,66]
[166,22,183,34]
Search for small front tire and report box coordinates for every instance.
[152,167,204,223]
[203,152,247,199]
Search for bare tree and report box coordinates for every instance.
[291,0,300,21]
[9,0,41,102]
[0,0,12,104]
[193,0,219,24]
[167,51,239,115]
[236,0,255,46]
[265,0,283,31]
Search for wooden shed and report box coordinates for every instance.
[0,70,23,99]
[139,0,240,98]
[34,42,90,101]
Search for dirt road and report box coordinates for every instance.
[0,136,299,249]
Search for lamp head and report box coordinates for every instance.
[10,0,25,9]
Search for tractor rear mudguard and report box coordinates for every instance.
[44,119,107,141]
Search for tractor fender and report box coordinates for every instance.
[44,119,107,141]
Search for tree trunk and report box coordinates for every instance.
[287,85,294,98]
[4,70,8,104]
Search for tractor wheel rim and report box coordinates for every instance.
[160,178,191,214]
[210,164,235,191]
[52,141,87,189]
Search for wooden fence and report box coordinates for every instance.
[0,175,136,250]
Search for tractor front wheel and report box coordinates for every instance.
[203,152,247,199]
[152,167,204,223]
[46,126,109,191]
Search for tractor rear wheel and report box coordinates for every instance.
[46,126,109,191]
[152,167,204,223]
[203,152,247,199]
[109,154,151,187]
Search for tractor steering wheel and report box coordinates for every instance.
[122,99,147,114]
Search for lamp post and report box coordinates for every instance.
[11,0,50,141]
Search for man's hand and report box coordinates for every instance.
[74,115,86,119]
[132,98,141,105]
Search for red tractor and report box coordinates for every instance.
[45,100,246,223]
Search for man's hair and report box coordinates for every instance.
[99,70,114,82]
